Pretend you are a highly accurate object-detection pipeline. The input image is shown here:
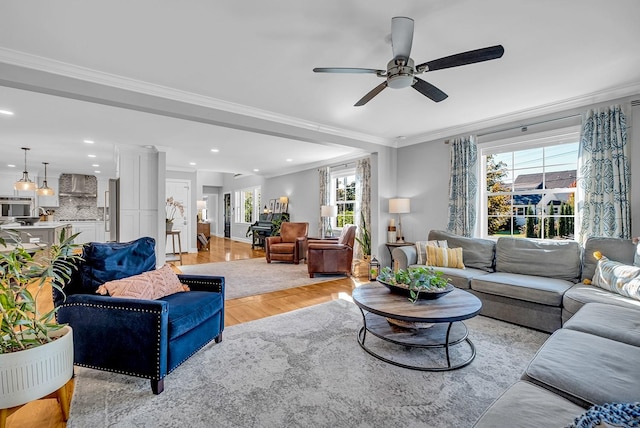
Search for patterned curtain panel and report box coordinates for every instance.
[318,167,330,237]
[447,136,478,237]
[577,105,631,243]
[355,157,371,260]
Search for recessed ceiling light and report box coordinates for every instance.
[286,158,293,162]
[189,162,196,166]
[253,169,259,172]
[92,164,100,167]
[210,149,219,153]
[0,110,14,116]
[83,140,94,144]
[94,170,101,174]
[88,154,96,158]
[7,164,15,168]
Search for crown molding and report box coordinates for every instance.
[0,48,392,147]
[399,82,640,147]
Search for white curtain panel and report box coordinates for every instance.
[577,105,631,243]
[355,157,371,259]
[447,136,478,237]
[318,167,330,237]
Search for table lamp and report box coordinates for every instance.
[321,205,338,238]
[389,198,410,243]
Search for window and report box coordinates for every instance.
[481,128,579,240]
[235,186,261,224]
[330,169,356,228]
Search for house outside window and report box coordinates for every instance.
[480,127,579,240]
[235,186,261,224]
[330,169,356,229]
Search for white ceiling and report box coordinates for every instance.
[0,0,639,179]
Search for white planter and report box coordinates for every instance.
[0,326,74,409]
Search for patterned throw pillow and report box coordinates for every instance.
[96,264,188,300]
[415,240,448,265]
[592,254,640,301]
[426,245,464,269]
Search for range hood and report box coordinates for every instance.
[59,174,98,197]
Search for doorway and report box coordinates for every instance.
[166,179,191,255]
[224,193,231,238]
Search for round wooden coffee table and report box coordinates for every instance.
[352,283,482,371]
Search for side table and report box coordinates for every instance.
[385,241,414,267]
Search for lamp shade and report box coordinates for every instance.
[279,196,289,204]
[389,198,410,214]
[321,205,338,217]
[197,200,207,210]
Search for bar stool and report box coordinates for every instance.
[165,230,183,265]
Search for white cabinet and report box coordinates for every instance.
[36,176,59,207]
[71,221,106,244]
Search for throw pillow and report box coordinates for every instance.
[96,264,188,300]
[415,240,448,265]
[426,245,464,269]
[592,252,640,302]
[568,402,640,428]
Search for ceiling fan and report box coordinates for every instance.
[313,16,504,106]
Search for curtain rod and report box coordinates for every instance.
[444,113,582,144]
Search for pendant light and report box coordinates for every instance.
[36,162,55,196]
[14,147,36,191]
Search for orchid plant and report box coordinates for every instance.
[166,197,185,223]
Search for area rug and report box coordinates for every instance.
[178,258,344,299]
[68,299,549,428]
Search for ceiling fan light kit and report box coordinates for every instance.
[314,16,504,106]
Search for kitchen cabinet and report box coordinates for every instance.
[1,223,72,246]
[70,221,107,244]
[0,173,18,196]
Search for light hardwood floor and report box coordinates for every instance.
[11,236,362,428]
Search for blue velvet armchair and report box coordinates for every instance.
[54,237,225,394]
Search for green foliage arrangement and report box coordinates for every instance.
[376,266,449,303]
[0,229,81,354]
[354,211,371,256]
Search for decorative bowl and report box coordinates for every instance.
[377,279,455,300]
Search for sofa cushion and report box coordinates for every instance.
[582,236,636,282]
[415,240,447,265]
[563,283,640,318]
[496,237,581,281]
[163,291,224,340]
[96,264,186,300]
[592,256,640,301]
[471,272,574,306]
[562,302,640,347]
[522,329,640,408]
[426,245,464,268]
[410,265,489,289]
[428,230,495,272]
[472,381,585,428]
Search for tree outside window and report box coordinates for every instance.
[235,187,261,224]
[332,172,356,228]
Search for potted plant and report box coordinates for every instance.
[166,196,185,232]
[0,227,81,411]
[354,211,371,259]
[376,266,451,303]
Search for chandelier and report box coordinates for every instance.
[14,147,36,191]
[36,162,55,196]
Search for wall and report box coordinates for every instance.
[221,174,265,241]
[263,169,319,235]
[397,99,640,243]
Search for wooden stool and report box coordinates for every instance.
[165,230,183,265]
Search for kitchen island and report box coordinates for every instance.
[0,222,73,246]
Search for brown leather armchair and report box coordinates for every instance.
[265,222,309,264]
[307,224,357,278]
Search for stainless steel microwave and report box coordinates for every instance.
[0,196,33,218]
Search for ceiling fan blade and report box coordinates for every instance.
[354,82,387,106]
[412,78,448,102]
[313,67,384,74]
[391,16,414,61]
[416,45,505,72]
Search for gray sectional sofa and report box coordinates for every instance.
[392,230,640,333]
[392,230,640,426]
